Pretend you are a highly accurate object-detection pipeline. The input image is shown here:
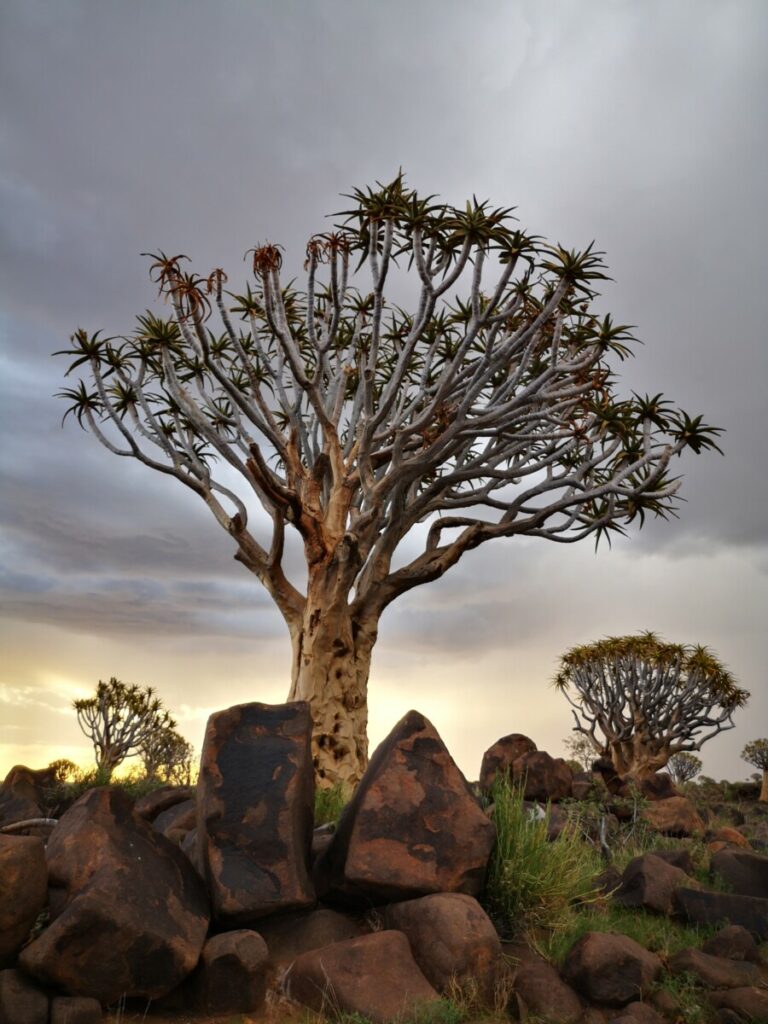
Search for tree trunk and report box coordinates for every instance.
[608,738,670,779]
[761,768,768,803]
[287,580,377,790]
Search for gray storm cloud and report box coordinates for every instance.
[1,0,766,780]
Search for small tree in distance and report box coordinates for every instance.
[555,633,749,778]
[667,751,703,785]
[58,174,724,786]
[73,678,176,779]
[742,739,768,802]
[140,726,195,785]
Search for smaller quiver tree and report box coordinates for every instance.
[140,726,194,785]
[741,739,768,803]
[73,677,175,779]
[667,751,702,784]
[555,633,749,778]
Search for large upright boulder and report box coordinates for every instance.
[19,787,209,1004]
[479,734,537,792]
[0,835,47,967]
[0,764,57,827]
[314,710,495,904]
[197,701,315,924]
[613,853,693,914]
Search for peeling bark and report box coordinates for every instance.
[287,573,377,789]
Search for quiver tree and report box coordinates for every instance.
[57,175,723,787]
[555,633,749,778]
[741,739,768,802]
[667,752,703,784]
[140,726,194,784]
[73,677,175,778]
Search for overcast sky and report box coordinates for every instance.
[1,0,766,783]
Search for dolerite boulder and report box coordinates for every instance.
[0,969,49,1024]
[642,795,705,836]
[134,784,195,822]
[668,948,762,989]
[710,848,768,898]
[503,942,583,1024]
[562,932,662,1006]
[383,893,502,1002]
[0,764,56,827]
[153,798,196,840]
[49,997,102,1024]
[674,887,768,940]
[510,750,573,802]
[258,907,366,968]
[197,701,315,924]
[613,852,694,914]
[702,924,762,962]
[479,733,537,792]
[0,835,47,967]
[19,787,209,1004]
[314,710,495,904]
[286,931,439,1024]
[192,931,269,1014]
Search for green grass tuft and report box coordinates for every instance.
[314,782,350,827]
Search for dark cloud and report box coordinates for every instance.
[1,0,767,781]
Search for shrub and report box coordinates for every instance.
[314,782,349,827]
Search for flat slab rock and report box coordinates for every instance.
[710,848,768,899]
[669,947,763,989]
[286,930,438,1024]
[19,787,209,1004]
[674,886,768,940]
[197,701,315,924]
[314,709,495,903]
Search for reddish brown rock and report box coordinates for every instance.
[651,847,695,875]
[286,931,438,1023]
[50,996,102,1024]
[614,852,693,914]
[258,907,366,968]
[193,930,269,1014]
[510,750,573,802]
[0,969,48,1024]
[0,835,47,967]
[503,941,583,1024]
[572,771,606,801]
[19,787,209,1004]
[0,765,57,827]
[479,734,537,792]
[197,701,315,924]
[314,711,495,904]
[669,947,762,989]
[710,827,751,849]
[153,798,196,838]
[562,932,662,1006]
[608,1002,665,1023]
[702,925,761,963]
[674,887,768,940]
[642,795,705,836]
[711,849,768,899]
[134,785,195,821]
[637,772,677,802]
[383,893,501,1002]
[709,986,768,1020]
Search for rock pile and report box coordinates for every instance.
[0,711,766,1023]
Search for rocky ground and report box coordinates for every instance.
[1,707,766,1024]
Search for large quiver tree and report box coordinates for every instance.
[57,175,723,788]
[555,633,749,777]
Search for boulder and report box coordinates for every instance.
[668,947,762,989]
[133,785,195,821]
[607,1002,665,1023]
[286,931,439,1024]
[636,772,677,801]
[479,734,537,792]
[0,969,48,1024]
[19,787,209,1004]
[710,827,751,849]
[383,893,502,1002]
[0,765,56,827]
[258,907,366,968]
[197,701,315,924]
[711,849,768,899]
[153,798,196,839]
[314,710,495,904]
[674,887,768,940]
[613,852,693,914]
[709,986,768,1020]
[572,770,605,801]
[702,925,762,963]
[50,997,102,1024]
[503,941,583,1024]
[510,750,573,802]
[651,847,695,875]
[192,930,269,1014]
[0,835,47,967]
[562,932,662,1006]
[642,796,705,836]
